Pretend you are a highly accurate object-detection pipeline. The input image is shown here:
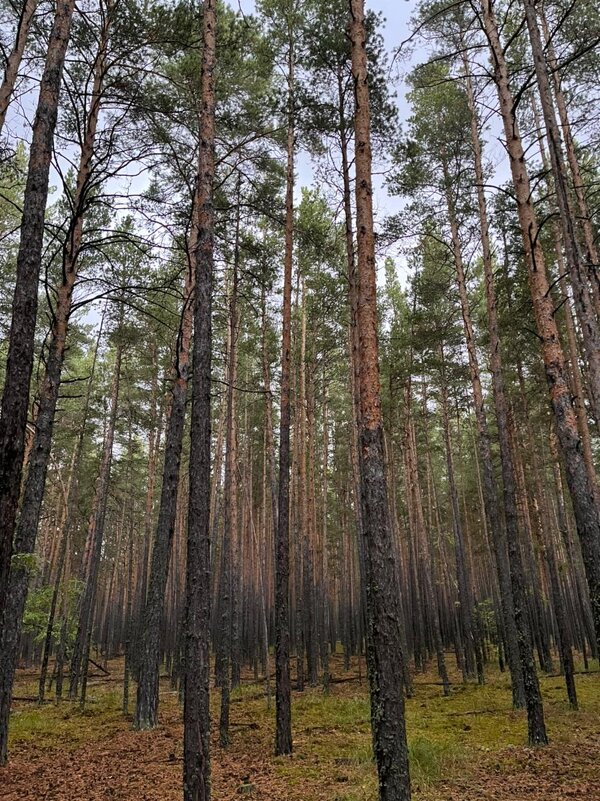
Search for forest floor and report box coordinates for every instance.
[2,652,600,800]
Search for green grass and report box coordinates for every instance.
[409,737,461,786]
[265,662,600,798]
[8,655,600,800]
[9,690,123,750]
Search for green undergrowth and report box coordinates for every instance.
[9,658,600,799]
[268,688,464,797]
[266,666,600,799]
[9,690,123,751]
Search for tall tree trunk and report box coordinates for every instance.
[475,0,554,744]
[260,284,278,542]
[0,6,110,758]
[229,195,242,693]
[274,7,294,757]
[480,0,600,649]
[460,46,526,706]
[349,2,411,798]
[0,0,40,135]
[338,60,372,691]
[291,285,304,693]
[69,340,122,701]
[320,380,331,690]
[438,346,478,682]
[135,239,195,731]
[184,0,216,797]
[405,392,449,695]
[37,312,104,702]
[298,284,317,687]
[218,201,239,748]
[123,426,136,715]
[0,0,76,638]
[539,5,600,312]
[523,0,600,426]
[138,342,161,617]
[244,457,271,704]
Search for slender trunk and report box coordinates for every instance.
[184,1,216,797]
[539,5,600,312]
[291,297,304,692]
[37,451,74,703]
[243,462,271,704]
[230,198,242,693]
[339,64,373,688]
[38,314,104,701]
[138,343,161,616]
[349,2,411,798]
[480,0,600,649]
[69,341,122,701]
[298,285,317,686]
[134,280,193,729]
[477,0,553,744]
[406,392,449,695]
[0,8,110,755]
[0,0,76,638]
[274,11,294,757]
[123,484,135,715]
[438,346,477,681]
[320,379,331,691]
[458,44,525,706]
[219,200,239,748]
[523,0,600,426]
[0,0,40,135]
[442,154,495,686]
[260,285,278,540]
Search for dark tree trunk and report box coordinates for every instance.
[229,192,242,693]
[274,13,294,758]
[0,8,110,757]
[38,313,104,703]
[134,254,194,730]
[123,454,135,716]
[459,48,525,706]
[183,1,216,798]
[439,346,478,682]
[138,344,161,621]
[0,3,77,766]
[69,341,122,702]
[0,0,40,135]
[219,201,240,748]
[0,0,76,641]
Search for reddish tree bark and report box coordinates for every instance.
[349,1,411,798]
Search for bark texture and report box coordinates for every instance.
[0,0,76,638]
[480,0,600,650]
[184,1,216,798]
[135,264,194,730]
[0,0,40,135]
[274,13,294,757]
[461,49,524,706]
[349,1,411,798]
